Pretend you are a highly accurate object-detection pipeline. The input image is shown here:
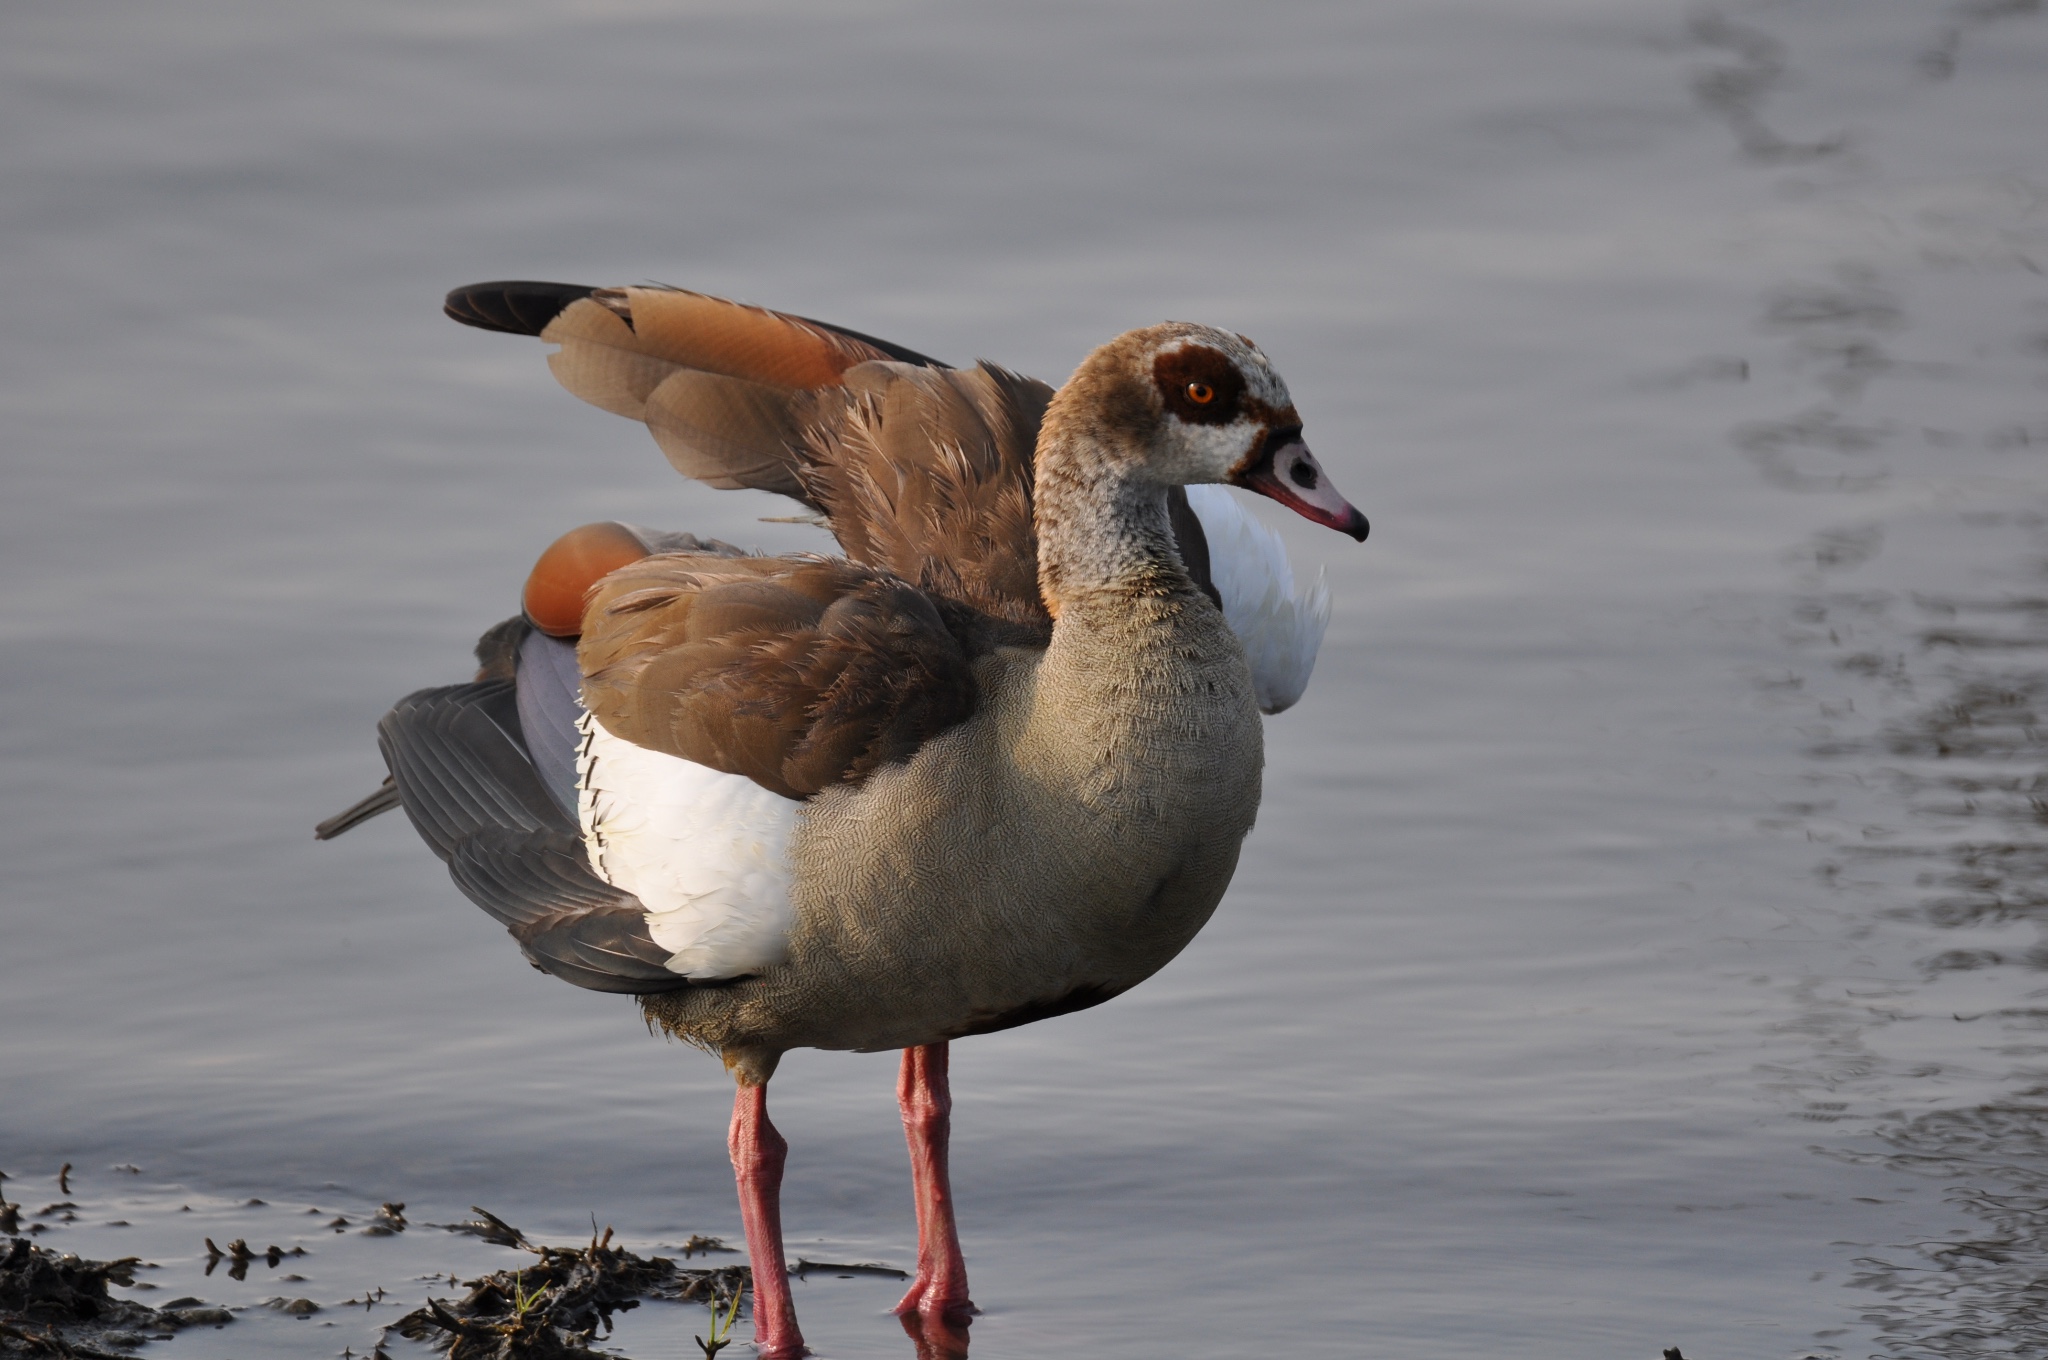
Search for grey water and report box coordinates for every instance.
[4,1,2048,1356]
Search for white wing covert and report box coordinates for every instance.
[1184,485,1332,714]
[576,712,801,980]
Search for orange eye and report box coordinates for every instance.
[1185,382,1215,404]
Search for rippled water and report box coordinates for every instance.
[5,1,2048,1356]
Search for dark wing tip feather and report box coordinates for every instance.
[376,680,698,995]
[444,280,597,336]
[446,831,693,994]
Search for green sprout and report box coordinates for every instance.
[695,1286,743,1358]
[508,1270,550,1320]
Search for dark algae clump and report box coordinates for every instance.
[0,1237,230,1358]
[391,1218,748,1360]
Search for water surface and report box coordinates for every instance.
[5,1,2048,1356]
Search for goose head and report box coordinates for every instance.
[1045,322,1369,542]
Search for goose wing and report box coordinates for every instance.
[797,360,1053,636]
[576,551,980,801]
[376,671,693,993]
[443,282,1065,638]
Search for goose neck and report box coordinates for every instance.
[1033,436,1194,621]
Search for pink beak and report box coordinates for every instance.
[1234,432,1369,541]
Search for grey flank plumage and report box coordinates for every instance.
[513,629,584,819]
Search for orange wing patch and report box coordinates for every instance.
[602,287,896,389]
[523,523,750,639]
[539,289,898,419]
[524,522,658,638]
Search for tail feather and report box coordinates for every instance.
[314,776,401,840]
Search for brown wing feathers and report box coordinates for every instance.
[446,280,1059,631]
[533,288,915,503]
[577,555,978,801]
[443,280,941,368]
[588,287,908,388]
[800,363,1053,634]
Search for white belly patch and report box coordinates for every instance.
[575,710,800,980]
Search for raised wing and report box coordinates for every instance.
[443,282,1058,637]
[445,281,944,504]
[444,280,1220,645]
[799,361,1053,634]
[576,553,980,801]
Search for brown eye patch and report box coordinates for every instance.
[1153,347,1245,425]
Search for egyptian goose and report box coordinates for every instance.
[320,282,1366,1357]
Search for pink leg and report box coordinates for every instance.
[893,1042,975,1329]
[729,1081,806,1359]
